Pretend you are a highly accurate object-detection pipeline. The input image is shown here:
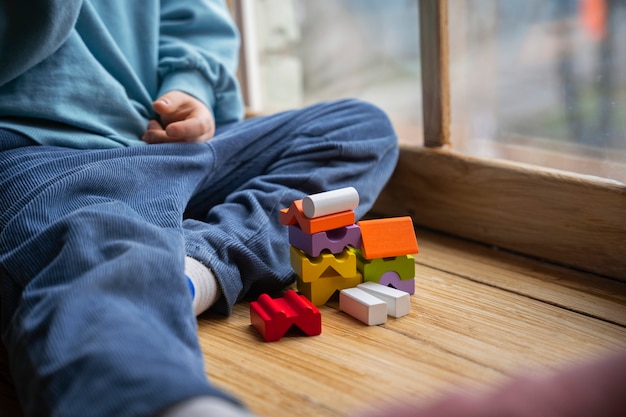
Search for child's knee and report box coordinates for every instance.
[342,99,397,147]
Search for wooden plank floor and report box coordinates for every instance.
[1,227,625,416]
[197,227,626,417]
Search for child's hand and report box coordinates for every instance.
[142,91,215,144]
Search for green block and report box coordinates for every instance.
[351,248,415,283]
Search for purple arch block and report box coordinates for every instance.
[289,224,361,257]
[379,271,415,295]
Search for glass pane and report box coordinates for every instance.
[449,0,626,183]
[251,0,423,144]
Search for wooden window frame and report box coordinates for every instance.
[372,0,626,281]
[229,0,262,115]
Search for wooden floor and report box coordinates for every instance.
[2,227,625,416]
[197,227,626,417]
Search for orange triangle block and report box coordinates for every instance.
[358,217,419,259]
[280,199,354,234]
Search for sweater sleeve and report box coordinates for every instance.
[158,0,244,125]
[0,0,83,87]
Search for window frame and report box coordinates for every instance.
[234,0,626,281]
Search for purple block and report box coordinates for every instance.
[379,271,415,295]
[289,224,361,257]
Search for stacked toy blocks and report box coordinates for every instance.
[250,187,420,338]
[280,187,363,306]
[250,290,321,342]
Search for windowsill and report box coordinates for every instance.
[372,144,626,281]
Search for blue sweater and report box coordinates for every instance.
[0,0,244,149]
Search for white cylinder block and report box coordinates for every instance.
[302,187,359,218]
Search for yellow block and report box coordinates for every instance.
[297,272,363,306]
[290,246,357,283]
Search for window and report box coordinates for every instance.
[233,0,423,142]
[232,0,626,281]
[449,0,626,183]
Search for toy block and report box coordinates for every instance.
[302,187,359,218]
[250,290,322,342]
[290,246,357,283]
[339,287,387,325]
[357,217,419,259]
[357,282,410,318]
[297,272,363,306]
[352,248,415,282]
[289,224,361,257]
[280,199,354,234]
[378,271,415,295]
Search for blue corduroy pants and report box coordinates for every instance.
[0,99,398,416]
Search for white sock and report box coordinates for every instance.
[185,256,220,316]
[159,396,256,417]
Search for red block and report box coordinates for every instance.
[250,290,322,342]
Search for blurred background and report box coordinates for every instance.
[237,0,626,183]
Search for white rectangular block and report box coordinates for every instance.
[357,282,411,318]
[340,288,387,325]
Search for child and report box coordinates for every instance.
[0,1,398,416]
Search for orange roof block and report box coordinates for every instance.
[357,217,418,259]
[279,199,354,235]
